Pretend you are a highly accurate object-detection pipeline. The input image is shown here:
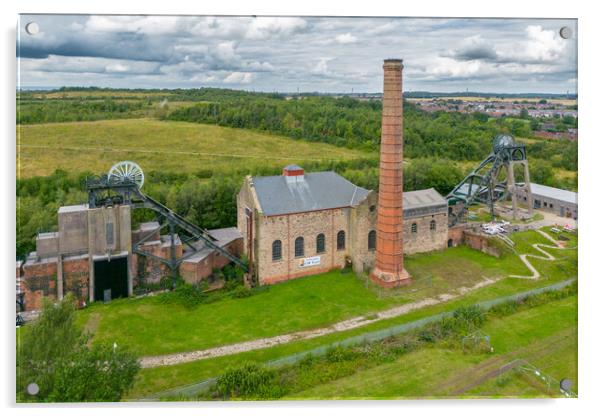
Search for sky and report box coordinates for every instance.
[17,15,578,94]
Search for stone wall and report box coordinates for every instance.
[255,208,351,285]
[349,192,378,274]
[404,212,448,255]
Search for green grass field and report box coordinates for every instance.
[286,295,577,399]
[17,118,371,178]
[68,228,577,399]
[77,242,538,358]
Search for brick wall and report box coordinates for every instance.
[179,238,243,284]
[22,260,58,311]
[62,256,90,305]
[447,225,467,247]
[135,238,183,286]
[464,231,503,258]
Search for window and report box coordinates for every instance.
[369,205,376,213]
[272,240,282,261]
[430,220,436,231]
[295,237,304,257]
[316,233,325,253]
[549,204,554,209]
[411,223,417,233]
[337,230,346,250]
[368,230,376,251]
[106,222,114,246]
[544,202,548,207]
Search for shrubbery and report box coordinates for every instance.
[215,363,282,399]
[17,294,139,402]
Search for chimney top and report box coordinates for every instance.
[383,59,404,69]
[283,164,304,177]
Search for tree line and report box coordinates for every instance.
[164,94,577,170]
[16,154,576,260]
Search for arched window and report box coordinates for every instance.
[411,223,417,233]
[316,233,325,253]
[272,240,282,261]
[368,230,376,251]
[337,230,346,250]
[295,237,304,257]
[430,220,436,231]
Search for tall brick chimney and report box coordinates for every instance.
[371,59,411,287]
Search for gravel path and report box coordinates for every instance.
[139,229,577,369]
[139,276,501,368]
[509,230,575,279]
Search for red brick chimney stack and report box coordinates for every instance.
[371,59,411,287]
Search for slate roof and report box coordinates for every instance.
[403,188,447,210]
[251,171,370,216]
[530,183,577,205]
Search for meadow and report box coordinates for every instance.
[17,118,370,178]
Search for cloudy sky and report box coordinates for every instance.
[17,15,577,93]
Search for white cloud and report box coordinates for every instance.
[105,63,129,73]
[18,16,577,93]
[246,17,308,40]
[223,72,255,84]
[335,33,357,44]
[86,15,181,35]
[311,58,334,76]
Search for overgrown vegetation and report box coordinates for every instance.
[156,263,252,309]
[17,294,140,402]
[205,283,576,400]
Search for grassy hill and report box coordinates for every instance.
[17,118,371,178]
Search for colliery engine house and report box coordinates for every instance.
[237,166,448,285]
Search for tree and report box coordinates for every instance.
[17,295,139,402]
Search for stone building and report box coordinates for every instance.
[516,183,578,219]
[237,165,448,285]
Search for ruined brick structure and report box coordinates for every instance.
[19,204,242,311]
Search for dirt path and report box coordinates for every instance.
[510,230,576,279]
[139,276,501,368]
[139,230,577,369]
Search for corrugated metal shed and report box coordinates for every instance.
[530,183,577,205]
[252,171,370,216]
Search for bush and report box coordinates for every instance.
[325,346,359,363]
[157,282,206,309]
[453,305,486,331]
[215,363,281,399]
[17,295,139,402]
[230,285,253,298]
